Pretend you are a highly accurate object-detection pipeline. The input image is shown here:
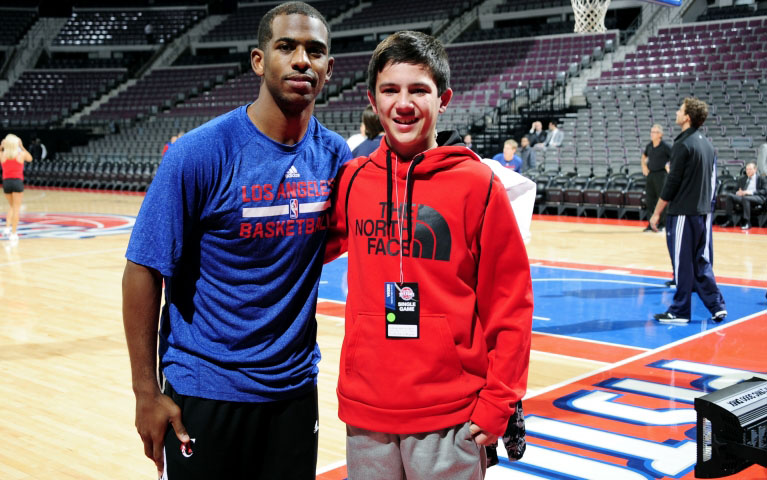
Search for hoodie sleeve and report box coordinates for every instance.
[324,162,353,263]
[470,175,534,437]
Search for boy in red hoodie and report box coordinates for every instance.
[325,31,533,479]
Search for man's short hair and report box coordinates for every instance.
[258,1,330,50]
[367,30,450,97]
[504,139,518,149]
[651,124,663,135]
[683,97,709,128]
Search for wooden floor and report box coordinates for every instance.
[0,190,764,479]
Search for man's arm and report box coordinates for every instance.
[122,260,189,476]
[649,198,668,231]
[756,176,767,199]
[641,153,649,176]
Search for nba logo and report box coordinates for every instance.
[289,199,299,219]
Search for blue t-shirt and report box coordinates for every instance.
[492,153,522,172]
[126,105,351,402]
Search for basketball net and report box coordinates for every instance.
[571,0,611,33]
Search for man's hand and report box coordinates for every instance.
[650,212,661,232]
[469,423,499,446]
[135,390,190,477]
[642,165,649,176]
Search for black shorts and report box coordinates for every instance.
[162,381,319,479]
[2,178,23,194]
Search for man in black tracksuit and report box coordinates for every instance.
[641,125,671,232]
[649,97,726,324]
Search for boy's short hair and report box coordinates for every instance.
[504,139,518,149]
[683,97,709,128]
[367,30,450,96]
[258,1,330,50]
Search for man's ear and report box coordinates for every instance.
[366,90,378,116]
[251,48,265,77]
[439,88,453,113]
[325,56,334,82]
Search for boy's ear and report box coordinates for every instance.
[366,90,379,115]
[251,48,265,77]
[438,88,453,113]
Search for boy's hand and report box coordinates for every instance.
[469,423,498,446]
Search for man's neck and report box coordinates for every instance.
[652,139,661,147]
[247,91,313,146]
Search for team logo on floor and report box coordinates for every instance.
[2,213,135,239]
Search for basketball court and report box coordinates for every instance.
[2,0,766,478]
[0,189,765,479]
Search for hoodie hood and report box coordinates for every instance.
[365,130,482,243]
[368,130,481,177]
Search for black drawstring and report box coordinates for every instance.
[386,149,393,235]
[405,154,425,242]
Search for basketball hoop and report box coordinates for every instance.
[571,0,612,33]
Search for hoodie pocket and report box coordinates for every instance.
[345,312,463,391]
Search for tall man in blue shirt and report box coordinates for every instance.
[122,3,351,478]
[649,98,726,325]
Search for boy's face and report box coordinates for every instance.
[251,13,333,114]
[503,144,515,160]
[368,61,452,160]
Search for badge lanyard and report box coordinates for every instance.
[394,155,412,285]
[387,154,419,339]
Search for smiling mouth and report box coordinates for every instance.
[394,118,418,125]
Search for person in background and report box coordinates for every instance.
[518,136,536,173]
[351,104,383,157]
[543,121,563,148]
[650,97,726,325]
[720,162,766,230]
[641,124,672,232]
[526,121,545,147]
[1,134,33,246]
[464,133,474,151]
[493,139,522,172]
[346,111,367,152]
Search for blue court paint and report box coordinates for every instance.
[530,265,761,350]
[319,258,764,351]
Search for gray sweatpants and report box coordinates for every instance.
[346,422,487,480]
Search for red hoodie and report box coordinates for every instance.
[326,131,533,437]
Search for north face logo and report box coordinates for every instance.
[355,203,451,261]
[411,205,451,261]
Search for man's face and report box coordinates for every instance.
[675,104,689,127]
[464,134,472,145]
[650,127,662,141]
[549,122,556,131]
[534,121,542,132]
[746,164,756,177]
[368,61,452,160]
[252,14,333,114]
[521,137,529,148]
